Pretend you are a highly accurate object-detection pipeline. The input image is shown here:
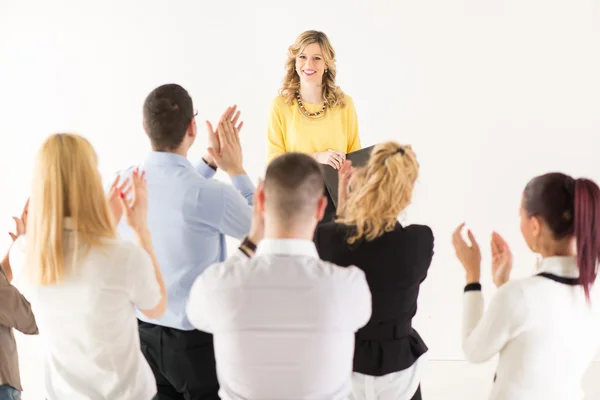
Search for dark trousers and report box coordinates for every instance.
[138,320,220,400]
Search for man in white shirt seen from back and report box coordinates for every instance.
[187,152,372,400]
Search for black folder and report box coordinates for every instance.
[323,145,375,209]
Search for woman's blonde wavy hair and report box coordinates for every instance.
[337,141,419,245]
[279,30,346,108]
[26,133,116,285]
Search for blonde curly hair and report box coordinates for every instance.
[279,30,346,108]
[337,141,419,244]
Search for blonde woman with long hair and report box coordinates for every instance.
[267,30,363,222]
[314,142,433,400]
[9,133,167,400]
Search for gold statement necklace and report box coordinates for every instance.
[295,91,326,120]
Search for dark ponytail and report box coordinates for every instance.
[524,173,600,300]
[574,179,600,300]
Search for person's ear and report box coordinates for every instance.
[258,185,266,213]
[316,196,328,221]
[187,119,197,139]
[531,216,541,238]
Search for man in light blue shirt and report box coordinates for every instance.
[116,83,253,400]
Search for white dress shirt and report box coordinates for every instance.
[186,238,372,400]
[10,223,161,400]
[463,256,600,400]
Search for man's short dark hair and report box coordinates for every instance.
[264,153,325,222]
[143,84,194,151]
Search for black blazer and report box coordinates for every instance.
[314,221,434,376]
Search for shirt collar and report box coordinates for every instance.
[537,256,579,278]
[144,151,193,169]
[255,238,319,259]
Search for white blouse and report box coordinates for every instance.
[10,224,161,400]
[463,256,600,400]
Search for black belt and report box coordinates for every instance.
[356,323,411,340]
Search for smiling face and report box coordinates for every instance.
[295,43,327,86]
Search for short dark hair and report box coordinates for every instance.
[264,153,325,222]
[143,84,194,151]
[524,172,600,300]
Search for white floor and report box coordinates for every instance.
[15,331,600,399]
[420,360,600,399]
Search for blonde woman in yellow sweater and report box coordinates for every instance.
[267,30,362,169]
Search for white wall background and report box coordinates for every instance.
[1,0,600,398]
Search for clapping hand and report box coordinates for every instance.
[8,198,29,241]
[207,117,245,176]
[107,175,132,225]
[204,105,243,167]
[118,168,148,233]
[452,223,482,283]
[491,231,513,287]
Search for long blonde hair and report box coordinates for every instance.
[337,142,419,244]
[26,133,116,285]
[279,30,346,107]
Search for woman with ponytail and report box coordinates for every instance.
[452,172,600,400]
[314,142,433,400]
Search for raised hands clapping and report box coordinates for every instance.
[204,105,244,168]
[118,168,148,233]
[452,223,482,284]
[452,223,513,287]
[491,231,513,287]
[9,198,29,242]
[107,175,132,225]
[206,112,245,176]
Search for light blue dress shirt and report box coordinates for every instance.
[116,152,254,330]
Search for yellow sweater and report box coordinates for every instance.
[266,94,362,163]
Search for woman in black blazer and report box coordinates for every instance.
[314,141,433,400]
